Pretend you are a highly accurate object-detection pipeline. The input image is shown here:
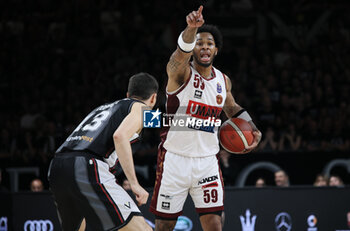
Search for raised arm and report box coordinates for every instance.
[113,102,148,206]
[166,6,205,92]
[223,75,262,153]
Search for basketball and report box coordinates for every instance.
[219,118,254,154]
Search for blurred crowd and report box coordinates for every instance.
[0,0,349,187]
[253,170,346,188]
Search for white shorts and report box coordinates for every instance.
[150,147,224,218]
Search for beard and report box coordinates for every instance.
[193,53,216,67]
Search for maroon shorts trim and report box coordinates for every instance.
[150,207,183,219]
[149,144,167,214]
[195,206,224,214]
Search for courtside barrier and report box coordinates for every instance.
[1,187,349,230]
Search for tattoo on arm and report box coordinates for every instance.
[167,55,187,85]
[167,57,182,73]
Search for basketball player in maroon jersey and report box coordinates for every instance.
[150,6,262,231]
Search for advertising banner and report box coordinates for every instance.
[11,192,60,231]
[1,187,349,230]
[0,193,11,231]
[140,187,350,231]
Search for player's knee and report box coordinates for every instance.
[143,224,153,231]
[137,218,153,231]
[155,219,177,231]
[200,213,222,231]
[120,216,152,231]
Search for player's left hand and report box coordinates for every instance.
[239,130,262,154]
[131,183,149,206]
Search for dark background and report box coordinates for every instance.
[1,187,350,230]
[0,0,349,191]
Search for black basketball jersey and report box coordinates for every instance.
[56,98,143,158]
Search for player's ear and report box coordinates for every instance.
[126,92,130,98]
[147,93,157,108]
[215,48,218,56]
[151,93,157,104]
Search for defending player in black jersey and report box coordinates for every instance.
[48,73,158,231]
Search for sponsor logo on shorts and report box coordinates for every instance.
[160,194,173,200]
[161,202,170,210]
[201,182,218,189]
[124,202,131,209]
[198,175,218,185]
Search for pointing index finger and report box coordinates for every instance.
[197,5,203,15]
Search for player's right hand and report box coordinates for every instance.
[186,5,205,28]
[131,183,149,206]
[238,130,262,154]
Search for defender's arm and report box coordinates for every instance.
[113,102,148,205]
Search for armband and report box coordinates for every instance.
[233,109,252,122]
[177,32,196,53]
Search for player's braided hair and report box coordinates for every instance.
[197,24,223,51]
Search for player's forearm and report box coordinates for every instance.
[166,27,196,84]
[182,26,198,43]
[113,137,139,185]
[224,101,259,131]
[224,102,243,118]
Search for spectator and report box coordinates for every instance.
[278,124,302,151]
[259,126,278,152]
[255,177,266,187]
[30,178,44,192]
[313,174,328,187]
[274,170,290,187]
[329,175,345,187]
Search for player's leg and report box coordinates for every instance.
[199,213,222,231]
[190,155,224,231]
[119,216,152,231]
[221,211,225,227]
[155,219,177,231]
[48,157,85,230]
[78,219,85,231]
[150,149,191,231]
[53,192,85,230]
[80,157,150,230]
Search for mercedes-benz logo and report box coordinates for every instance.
[275,212,292,231]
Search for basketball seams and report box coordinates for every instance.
[227,120,249,149]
